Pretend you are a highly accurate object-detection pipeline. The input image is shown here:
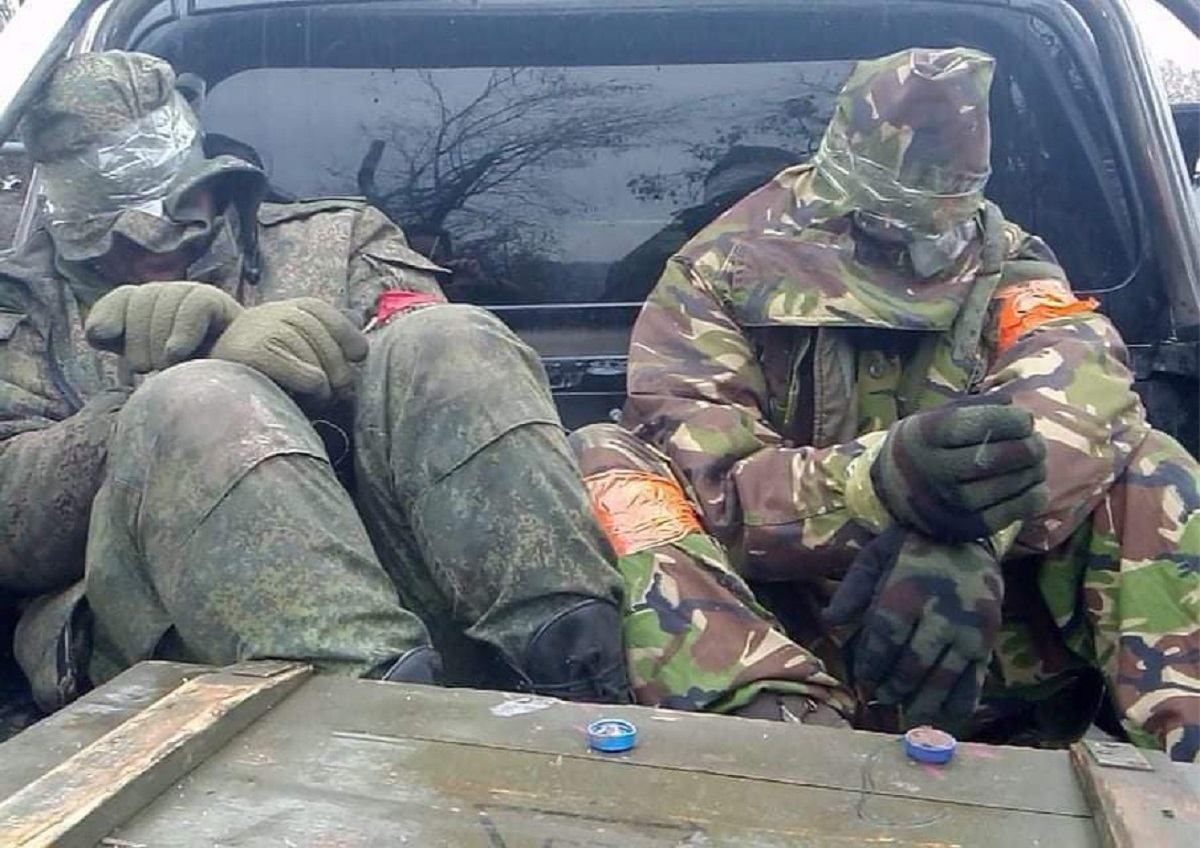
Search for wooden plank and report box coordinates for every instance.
[208,677,1091,816]
[0,661,209,800]
[115,722,1097,847]
[0,661,310,848]
[1071,740,1200,848]
[111,677,1100,847]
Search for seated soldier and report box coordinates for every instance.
[572,46,1200,760]
[0,51,631,714]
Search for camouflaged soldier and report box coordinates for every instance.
[574,47,1200,759]
[0,51,630,712]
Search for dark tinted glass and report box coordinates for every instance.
[94,0,1151,425]
[118,1,1140,302]
[202,62,851,304]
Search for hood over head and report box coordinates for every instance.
[20,50,265,266]
[798,46,995,246]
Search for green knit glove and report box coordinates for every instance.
[824,528,1004,726]
[85,282,243,373]
[871,396,1048,543]
[210,298,368,403]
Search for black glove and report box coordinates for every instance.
[824,527,1004,726]
[872,395,1048,542]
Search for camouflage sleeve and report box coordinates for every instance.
[623,258,884,580]
[0,308,125,594]
[345,205,447,326]
[979,296,1148,555]
[603,216,692,302]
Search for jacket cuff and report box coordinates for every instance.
[844,431,892,534]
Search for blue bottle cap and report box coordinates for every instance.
[904,726,957,764]
[586,718,638,753]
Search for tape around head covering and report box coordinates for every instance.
[799,46,996,238]
[23,51,266,272]
[39,91,202,224]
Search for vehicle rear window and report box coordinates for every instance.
[201,62,852,305]
[95,1,1146,325]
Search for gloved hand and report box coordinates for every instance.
[823,527,1004,726]
[85,282,243,373]
[872,395,1048,542]
[210,297,368,403]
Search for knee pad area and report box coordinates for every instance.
[109,360,326,489]
[373,304,528,365]
[123,360,292,429]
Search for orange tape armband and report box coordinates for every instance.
[994,278,1098,354]
[584,469,702,557]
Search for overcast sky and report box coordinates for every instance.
[1132,0,1199,68]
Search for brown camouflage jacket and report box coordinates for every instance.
[622,166,1150,580]
[0,199,444,595]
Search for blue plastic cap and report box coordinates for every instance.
[904,726,957,764]
[587,718,638,753]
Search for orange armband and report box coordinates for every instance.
[584,469,702,556]
[994,278,1098,354]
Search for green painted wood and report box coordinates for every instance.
[0,662,309,848]
[1071,741,1200,848]
[14,667,1197,846]
[200,677,1092,816]
[110,677,1099,847]
[0,662,208,800]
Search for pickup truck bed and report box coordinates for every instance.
[2,661,1197,847]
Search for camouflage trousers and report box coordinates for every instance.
[16,305,622,708]
[572,424,1200,761]
[569,424,854,716]
[988,429,1200,762]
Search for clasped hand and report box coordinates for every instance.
[87,285,368,404]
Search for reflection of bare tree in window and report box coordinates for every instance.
[355,68,675,301]
[627,69,845,206]
[357,69,666,232]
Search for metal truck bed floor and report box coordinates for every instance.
[1,661,1196,847]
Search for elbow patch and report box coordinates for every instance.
[994,279,1098,354]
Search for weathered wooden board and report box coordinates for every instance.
[109,677,1098,847]
[4,665,1196,847]
[0,661,309,848]
[1071,739,1200,848]
[0,661,208,801]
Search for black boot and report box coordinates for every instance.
[517,599,632,703]
[379,645,444,685]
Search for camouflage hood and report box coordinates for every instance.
[20,51,265,265]
[797,46,995,238]
[673,47,1003,334]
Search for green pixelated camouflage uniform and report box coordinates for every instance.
[575,47,1199,759]
[0,52,622,710]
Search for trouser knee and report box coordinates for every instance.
[106,360,326,542]
[358,304,563,499]
[368,303,553,411]
[113,360,324,469]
